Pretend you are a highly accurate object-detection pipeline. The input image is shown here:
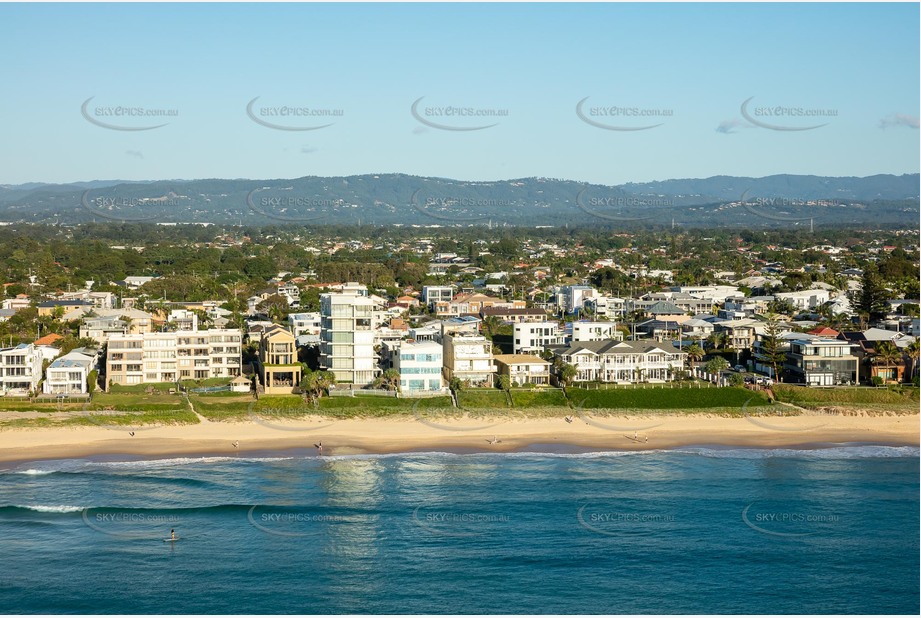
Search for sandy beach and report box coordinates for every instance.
[0,410,917,465]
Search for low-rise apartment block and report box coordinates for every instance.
[106,329,242,389]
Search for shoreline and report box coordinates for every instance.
[0,412,917,467]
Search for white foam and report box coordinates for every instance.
[14,504,85,513]
[671,445,920,459]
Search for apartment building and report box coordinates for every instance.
[513,321,566,354]
[442,333,496,387]
[43,350,96,395]
[320,286,377,385]
[0,343,43,396]
[558,285,596,314]
[105,329,242,389]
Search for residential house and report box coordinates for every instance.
[480,307,548,324]
[257,324,302,394]
[393,340,444,393]
[42,351,96,395]
[554,340,686,383]
[569,321,623,343]
[0,343,43,395]
[783,337,858,386]
[493,354,552,386]
[37,299,93,317]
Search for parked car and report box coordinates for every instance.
[733,365,746,372]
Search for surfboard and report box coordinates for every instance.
[163,537,180,542]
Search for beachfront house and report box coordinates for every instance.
[0,343,43,396]
[257,325,302,395]
[783,337,858,386]
[493,354,552,386]
[42,350,96,395]
[553,340,687,384]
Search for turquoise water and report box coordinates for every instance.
[0,445,917,614]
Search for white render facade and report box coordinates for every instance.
[320,290,377,385]
[513,321,566,354]
[570,321,622,343]
[43,351,95,395]
[0,343,43,396]
[288,312,322,339]
[106,329,242,388]
[395,340,444,392]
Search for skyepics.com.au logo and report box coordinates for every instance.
[82,507,182,540]
[572,398,662,434]
[409,188,512,223]
[245,401,334,433]
[737,189,834,224]
[740,397,827,433]
[575,187,663,222]
[411,504,511,538]
[81,97,178,131]
[246,97,343,131]
[742,500,839,538]
[411,96,508,131]
[246,187,337,222]
[740,96,836,132]
[410,399,503,432]
[81,187,181,221]
[576,97,673,131]
[577,503,676,536]
[79,404,194,433]
[247,505,356,538]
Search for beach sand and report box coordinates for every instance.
[0,411,917,465]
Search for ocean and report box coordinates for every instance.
[0,445,917,614]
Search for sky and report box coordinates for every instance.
[0,2,918,186]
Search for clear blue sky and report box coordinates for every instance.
[1,2,918,185]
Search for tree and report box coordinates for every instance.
[87,369,98,394]
[870,341,902,383]
[905,339,920,383]
[705,356,729,374]
[851,264,889,327]
[684,343,704,367]
[556,362,577,388]
[496,374,511,392]
[373,368,401,392]
[448,376,464,394]
[759,313,787,382]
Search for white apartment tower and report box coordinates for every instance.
[320,284,377,385]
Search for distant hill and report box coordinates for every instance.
[0,173,916,228]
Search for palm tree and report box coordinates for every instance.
[904,339,920,383]
[684,343,704,367]
[870,341,902,384]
